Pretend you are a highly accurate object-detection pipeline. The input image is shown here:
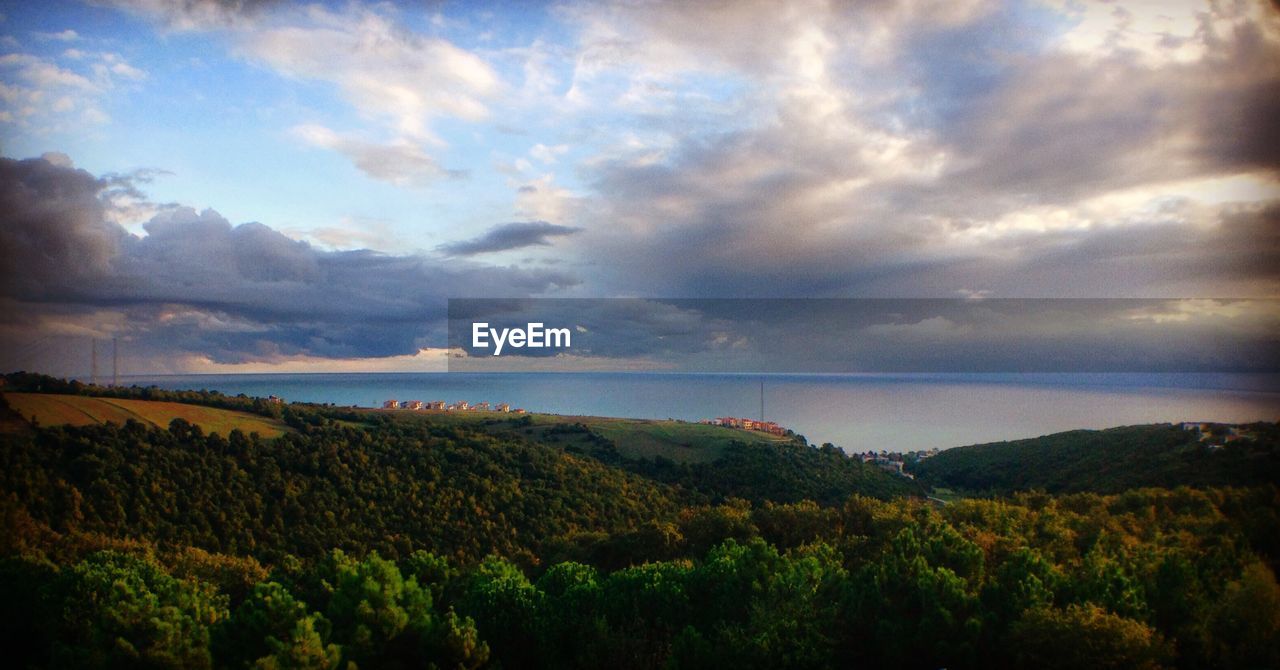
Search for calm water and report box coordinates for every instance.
[121,373,1280,452]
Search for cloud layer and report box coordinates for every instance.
[0,156,576,373]
[2,0,1278,373]
[558,0,1280,298]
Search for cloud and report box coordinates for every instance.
[0,154,579,373]
[529,143,568,165]
[32,29,80,42]
[100,0,281,31]
[291,124,461,187]
[556,0,994,114]
[549,0,1280,299]
[0,50,147,130]
[281,217,397,252]
[0,155,125,291]
[240,6,499,142]
[104,2,499,186]
[438,221,582,256]
[6,0,1280,379]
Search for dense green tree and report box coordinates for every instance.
[597,560,693,669]
[251,615,341,670]
[534,562,609,668]
[845,526,983,668]
[1208,562,1280,669]
[48,551,227,669]
[324,553,488,669]
[1008,604,1170,670]
[0,418,684,565]
[678,500,757,556]
[214,581,338,670]
[752,500,840,549]
[981,547,1062,627]
[455,557,540,669]
[677,539,846,669]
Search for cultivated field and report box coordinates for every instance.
[3,393,289,438]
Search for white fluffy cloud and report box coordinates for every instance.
[109,2,501,187]
[291,123,458,187]
[0,49,146,129]
[241,6,499,141]
[231,5,498,185]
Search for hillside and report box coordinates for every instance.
[384,410,789,463]
[0,412,683,565]
[1,379,1278,669]
[0,378,915,508]
[910,423,1280,494]
[0,382,914,563]
[3,392,290,438]
[387,410,917,503]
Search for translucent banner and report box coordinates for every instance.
[446,298,1280,373]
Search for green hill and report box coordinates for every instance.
[392,411,917,504]
[0,381,916,564]
[1,377,1278,670]
[0,411,682,565]
[383,410,789,463]
[910,423,1280,494]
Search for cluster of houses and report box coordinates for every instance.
[381,399,526,414]
[701,417,789,436]
[1178,422,1253,449]
[856,448,942,478]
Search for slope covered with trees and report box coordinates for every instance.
[3,487,1277,669]
[481,418,919,504]
[0,415,684,566]
[1,377,1277,668]
[910,424,1280,495]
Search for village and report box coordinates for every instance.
[1179,421,1257,449]
[700,416,789,436]
[853,447,942,478]
[381,399,527,414]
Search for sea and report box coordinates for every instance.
[116,372,1280,453]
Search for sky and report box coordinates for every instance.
[0,0,1278,375]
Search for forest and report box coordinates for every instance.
[1,375,1277,668]
[909,424,1280,494]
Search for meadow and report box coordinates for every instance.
[3,392,290,438]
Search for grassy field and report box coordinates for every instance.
[3,393,290,438]
[377,408,791,464]
[580,416,789,463]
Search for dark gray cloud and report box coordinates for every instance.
[0,155,578,371]
[0,156,125,294]
[936,21,1280,207]
[438,221,582,256]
